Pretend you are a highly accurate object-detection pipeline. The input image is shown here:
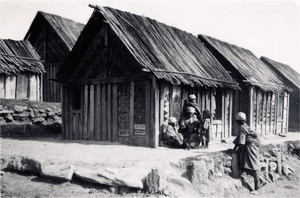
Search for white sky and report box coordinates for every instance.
[1,0,300,73]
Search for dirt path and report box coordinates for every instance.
[1,133,299,197]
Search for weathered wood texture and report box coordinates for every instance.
[248,86,289,135]
[0,74,42,101]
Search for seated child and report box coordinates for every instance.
[199,110,212,148]
[164,117,184,148]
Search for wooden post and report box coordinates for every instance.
[65,86,70,140]
[83,85,89,140]
[221,90,225,139]
[286,93,290,133]
[112,84,118,142]
[249,87,254,128]
[210,89,214,141]
[101,84,107,140]
[95,84,101,140]
[129,82,134,144]
[151,76,160,148]
[145,81,151,147]
[88,84,95,140]
[107,83,112,141]
[228,90,233,138]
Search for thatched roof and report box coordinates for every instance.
[58,6,238,89]
[199,35,289,92]
[24,11,84,51]
[0,39,45,75]
[261,56,300,89]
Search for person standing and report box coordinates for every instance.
[233,112,266,194]
[182,94,202,121]
[200,110,212,148]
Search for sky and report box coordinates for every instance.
[1,0,300,73]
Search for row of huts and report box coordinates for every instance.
[1,5,299,147]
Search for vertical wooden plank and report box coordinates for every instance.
[112,84,118,142]
[145,81,151,146]
[197,90,202,111]
[228,90,233,138]
[205,89,210,110]
[265,92,270,135]
[101,84,107,141]
[72,113,77,140]
[0,76,4,98]
[286,93,290,134]
[274,94,278,134]
[88,85,95,140]
[107,84,112,141]
[62,86,66,139]
[201,89,205,112]
[221,90,225,139]
[283,92,288,134]
[256,89,260,133]
[95,84,101,140]
[249,87,254,128]
[262,91,266,135]
[210,89,214,141]
[69,87,73,140]
[79,85,84,140]
[39,75,43,101]
[83,85,89,140]
[151,76,160,148]
[129,82,134,144]
[65,87,70,140]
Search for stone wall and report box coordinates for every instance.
[0,98,61,137]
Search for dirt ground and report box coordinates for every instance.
[1,133,300,197]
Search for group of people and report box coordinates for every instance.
[162,94,211,149]
[162,94,266,193]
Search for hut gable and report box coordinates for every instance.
[261,56,300,89]
[58,6,238,89]
[198,35,288,92]
[25,11,84,54]
[0,39,45,75]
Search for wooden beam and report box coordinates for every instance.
[151,76,160,148]
[129,82,134,144]
[101,84,107,140]
[112,84,118,142]
[221,90,225,139]
[83,85,89,140]
[249,87,254,128]
[88,85,95,140]
[95,84,101,140]
[286,93,290,133]
[145,81,151,146]
[107,83,112,141]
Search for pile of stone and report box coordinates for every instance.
[0,104,61,125]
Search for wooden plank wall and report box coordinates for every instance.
[249,87,289,135]
[0,74,42,101]
[158,81,233,140]
[43,63,62,102]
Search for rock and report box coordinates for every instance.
[190,160,208,184]
[0,157,8,170]
[263,152,272,158]
[223,155,232,167]
[75,167,146,189]
[279,134,286,137]
[215,161,224,178]
[40,113,47,117]
[5,114,13,122]
[13,113,28,121]
[47,111,55,117]
[109,186,119,194]
[41,164,75,181]
[145,168,168,193]
[0,105,3,111]
[275,152,282,175]
[223,167,232,175]
[119,187,129,195]
[269,148,281,157]
[46,108,52,112]
[287,143,295,154]
[0,110,14,115]
[33,116,45,124]
[13,105,27,113]
[28,110,35,119]
[241,172,255,191]
[282,163,293,176]
[39,109,46,113]
[269,157,277,162]
[269,172,280,183]
[269,161,277,171]
[197,156,214,181]
[221,139,228,143]
[6,156,42,174]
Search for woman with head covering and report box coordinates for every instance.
[233,112,266,194]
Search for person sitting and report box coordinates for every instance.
[163,117,184,148]
[179,107,201,149]
[199,110,212,148]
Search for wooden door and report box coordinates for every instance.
[116,81,149,146]
[276,93,288,134]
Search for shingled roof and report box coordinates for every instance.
[260,56,300,89]
[198,35,289,92]
[24,11,84,51]
[0,39,45,75]
[58,6,238,89]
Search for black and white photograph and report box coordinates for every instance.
[0,0,299,197]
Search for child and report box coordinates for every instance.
[164,117,184,148]
[200,110,212,148]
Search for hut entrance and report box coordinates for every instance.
[117,81,149,146]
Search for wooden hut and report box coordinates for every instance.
[24,11,84,102]
[0,39,45,100]
[261,56,300,132]
[56,6,239,147]
[198,35,291,136]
